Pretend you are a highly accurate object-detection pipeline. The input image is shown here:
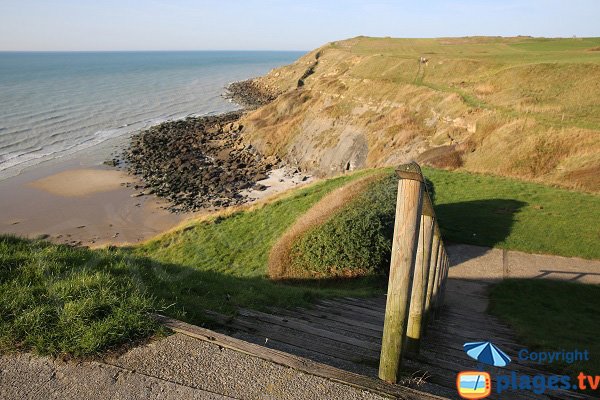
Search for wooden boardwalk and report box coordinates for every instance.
[207,278,594,400]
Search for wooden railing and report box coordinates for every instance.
[379,162,450,384]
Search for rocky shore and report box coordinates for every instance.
[125,111,282,212]
[223,79,278,109]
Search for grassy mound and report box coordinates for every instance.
[268,171,386,279]
[288,171,397,278]
[489,279,600,375]
[0,236,157,356]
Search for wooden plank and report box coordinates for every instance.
[406,214,434,354]
[230,331,376,377]
[237,308,381,352]
[206,310,380,364]
[272,308,383,340]
[296,307,385,332]
[341,296,386,308]
[154,314,448,400]
[436,312,514,333]
[319,299,386,319]
[313,304,385,324]
[423,232,440,329]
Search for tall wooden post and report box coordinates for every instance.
[405,210,434,354]
[422,228,440,334]
[379,163,424,383]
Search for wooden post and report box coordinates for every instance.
[422,228,440,334]
[378,163,424,384]
[405,211,434,354]
[430,241,443,311]
[438,254,451,311]
[434,249,448,319]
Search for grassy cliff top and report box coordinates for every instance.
[243,36,600,191]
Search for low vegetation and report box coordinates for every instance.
[283,167,599,281]
[489,279,600,375]
[427,167,600,259]
[268,171,387,279]
[287,172,396,278]
[1,167,598,356]
[0,236,157,356]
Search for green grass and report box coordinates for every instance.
[425,167,600,259]
[131,170,384,324]
[291,173,397,277]
[290,167,599,280]
[0,236,158,357]
[489,279,600,375]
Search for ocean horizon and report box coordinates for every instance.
[0,50,303,180]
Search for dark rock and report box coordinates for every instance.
[223,79,278,110]
[123,111,276,213]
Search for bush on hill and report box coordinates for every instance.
[289,172,398,278]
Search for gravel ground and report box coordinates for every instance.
[0,334,389,400]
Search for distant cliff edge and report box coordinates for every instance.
[237,36,600,192]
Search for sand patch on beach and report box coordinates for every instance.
[28,169,127,197]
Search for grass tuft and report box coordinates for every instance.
[0,236,157,357]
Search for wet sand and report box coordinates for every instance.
[0,159,189,247]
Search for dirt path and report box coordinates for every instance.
[447,243,600,284]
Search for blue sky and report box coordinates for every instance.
[1,0,599,51]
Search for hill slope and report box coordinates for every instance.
[240,36,600,191]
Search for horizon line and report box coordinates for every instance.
[0,49,309,53]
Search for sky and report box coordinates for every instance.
[1,0,599,51]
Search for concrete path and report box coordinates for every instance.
[447,244,600,284]
[0,334,387,400]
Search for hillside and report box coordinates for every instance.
[240,36,600,191]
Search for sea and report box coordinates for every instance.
[0,51,303,180]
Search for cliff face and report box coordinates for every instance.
[241,36,600,191]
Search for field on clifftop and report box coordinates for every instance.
[241,36,600,191]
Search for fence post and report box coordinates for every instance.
[431,242,443,312]
[436,254,451,316]
[422,226,440,334]
[378,163,424,383]
[434,249,447,319]
[405,207,434,354]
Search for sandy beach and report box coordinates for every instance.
[0,158,191,247]
[0,155,313,248]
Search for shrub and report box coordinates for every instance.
[289,173,398,278]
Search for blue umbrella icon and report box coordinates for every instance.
[463,341,511,367]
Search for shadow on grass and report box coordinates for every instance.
[434,199,527,256]
[117,248,386,327]
[0,235,384,355]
